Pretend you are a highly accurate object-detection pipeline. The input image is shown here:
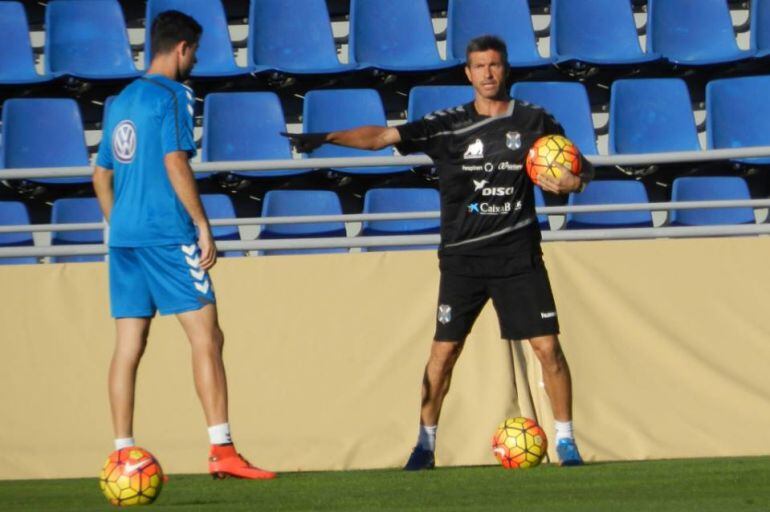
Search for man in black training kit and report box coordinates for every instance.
[285,36,592,468]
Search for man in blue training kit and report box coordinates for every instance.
[93,10,274,479]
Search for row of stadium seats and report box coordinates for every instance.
[0,189,441,263]
[0,177,758,265]
[3,75,770,184]
[3,0,770,84]
[13,0,753,27]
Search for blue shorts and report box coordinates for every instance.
[109,244,216,318]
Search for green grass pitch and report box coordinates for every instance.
[1,457,768,511]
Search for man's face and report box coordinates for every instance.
[464,50,508,100]
[176,41,198,82]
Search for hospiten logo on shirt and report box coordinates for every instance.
[113,120,137,164]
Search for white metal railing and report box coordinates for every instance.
[1,199,768,235]
[1,147,769,259]
[0,145,770,179]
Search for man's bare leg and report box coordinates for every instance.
[405,340,464,470]
[109,318,151,447]
[177,304,228,426]
[420,341,465,427]
[528,334,582,465]
[177,304,275,479]
[528,334,572,422]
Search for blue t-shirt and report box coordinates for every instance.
[97,75,197,247]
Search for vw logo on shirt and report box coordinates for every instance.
[113,120,137,164]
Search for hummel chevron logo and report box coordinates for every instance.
[185,255,201,268]
[190,269,205,281]
[123,458,151,474]
[195,279,210,294]
[181,244,197,256]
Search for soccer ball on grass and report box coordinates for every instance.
[99,446,164,506]
[492,417,547,469]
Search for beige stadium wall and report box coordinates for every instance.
[1,237,770,480]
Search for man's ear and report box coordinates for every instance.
[177,40,190,57]
[464,64,472,83]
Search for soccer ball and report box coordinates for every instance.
[525,135,582,184]
[492,417,548,469]
[99,447,164,506]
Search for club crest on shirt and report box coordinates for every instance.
[464,138,484,159]
[505,131,522,151]
[113,120,137,164]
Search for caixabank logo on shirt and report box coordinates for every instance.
[467,200,523,215]
[113,120,137,164]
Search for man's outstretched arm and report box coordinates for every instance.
[283,126,402,153]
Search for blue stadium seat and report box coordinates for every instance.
[550,0,660,66]
[407,86,474,122]
[349,0,459,72]
[446,0,551,68]
[752,0,770,58]
[510,82,597,155]
[670,177,755,226]
[0,201,36,265]
[534,186,549,230]
[361,188,440,251]
[201,193,243,258]
[201,194,239,242]
[248,0,358,74]
[609,79,701,154]
[0,2,56,84]
[303,89,409,175]
[203,92,309,179]
[51,198,104,263]
[259,190,347,255]
[707,75,770,165]
[45,0,139,80]
[647,0,754,65]
[0,99,91,185]
[146,0,248,77]
[566,180,653,229]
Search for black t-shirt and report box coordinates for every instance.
[396,100,585,275]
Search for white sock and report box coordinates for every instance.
[554,420,574,442]
[114,437,135,450]
[208,422,232,445]
[417,425,437,451]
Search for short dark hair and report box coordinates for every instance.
[150,10,203,59]
[465,35,509,65]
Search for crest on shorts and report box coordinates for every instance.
[438,304,452,324]
[505,131,522,151]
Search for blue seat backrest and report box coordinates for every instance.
[248,0,342,70]
[446,0,543,64]
[610,78,701,154]
[670,177,754,226]
[511,82,597,155]
[566,180,653,229]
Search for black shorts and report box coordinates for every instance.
[434,258,559,342]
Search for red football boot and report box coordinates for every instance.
[208,444,276,480]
